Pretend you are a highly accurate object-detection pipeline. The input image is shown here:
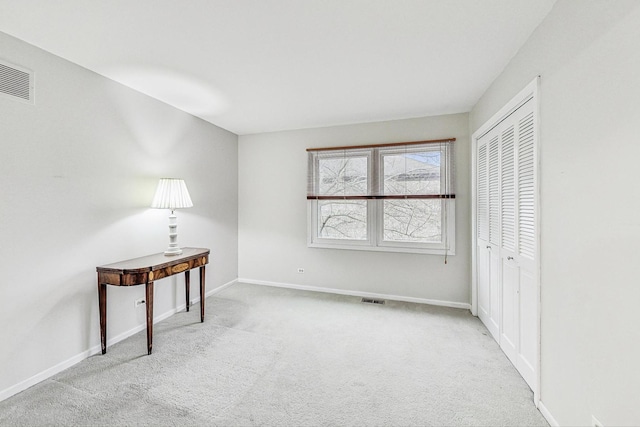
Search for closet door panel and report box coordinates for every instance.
[489,248,501,338]
[500,125,516,254]
[518,111,536,261]
[501,259,519,365]
[488,135,501,246]
[477,142,489,243]
[518,268,537,386]
[476,134,499,340]
[477,244,491,319]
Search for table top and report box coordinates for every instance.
[96,247,210,274]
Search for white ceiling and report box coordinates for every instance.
[0,0,556,135]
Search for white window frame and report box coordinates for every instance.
[308,199,455,255]
[309,199,375,248]
[307,142,455,255]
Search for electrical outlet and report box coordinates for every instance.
[297,268,304,273]
[592,415,603,427]
[134,298,145,308]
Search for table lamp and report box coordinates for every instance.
[151,178,193,255]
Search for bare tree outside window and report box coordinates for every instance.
[318,200,367,239]
[382,150,443,243]
[383,199,441,242]
[318,156,367,196]
[317,155,368,239]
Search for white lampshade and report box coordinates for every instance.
[151,178,193,256]
[151,178,193,210]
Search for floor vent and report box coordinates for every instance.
[0,59,34,104]
[361,298,385,305]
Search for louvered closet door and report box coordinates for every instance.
[476,127,500,341]
[500,122,519,365]
[514,104,537,387]
[501,98,536,388]
[476,139,489,323]
[475,95,537,390]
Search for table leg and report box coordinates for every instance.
[98,282,107,354]
[146,281,154,355]
[185,270,190,312]
[200,265,206,322]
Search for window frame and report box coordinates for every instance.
[376,199,455,251]
[307,139,456,255]
[309,199,375,248]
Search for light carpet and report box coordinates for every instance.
[0,282,548,426]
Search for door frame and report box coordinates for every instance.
[471,76,541,405]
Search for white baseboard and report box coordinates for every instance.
[238,278,471,310]
[0,347,93,402]
[0,278,238,403]
[104,278,237,351]
[538,401,559,426]
[176,278,238,312]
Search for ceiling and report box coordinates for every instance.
[0,0,556,135]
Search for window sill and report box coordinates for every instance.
[308,242,455,256]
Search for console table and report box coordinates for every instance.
[96,247,210,355]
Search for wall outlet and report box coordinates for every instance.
[297,268,305,273]
[592,415,603,427]
[134,298,145,308]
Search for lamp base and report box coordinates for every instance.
[164,247,183,256]
[163,210,183,256]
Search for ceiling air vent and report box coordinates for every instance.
[0,59,34,104]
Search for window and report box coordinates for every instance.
[307,139,455,255]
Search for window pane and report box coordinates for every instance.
[318,156,368,196]
[383,150,440,195]
[318,200,367,240]
[383,199,441,242]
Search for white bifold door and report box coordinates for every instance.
[475,96,537,390]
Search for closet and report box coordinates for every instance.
[474,82,538,392]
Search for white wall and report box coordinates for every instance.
[469,1,640,424]
[0,32,238,397]
[239,114,470,305]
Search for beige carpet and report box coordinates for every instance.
[0,283,548,426]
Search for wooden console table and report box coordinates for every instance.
[96,247,210,355]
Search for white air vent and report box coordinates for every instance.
[362,298,385,305]
[0,59,34,104]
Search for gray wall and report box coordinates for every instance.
[238,113,470,305]
[470,1,640,424]
[0,32,238,396]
